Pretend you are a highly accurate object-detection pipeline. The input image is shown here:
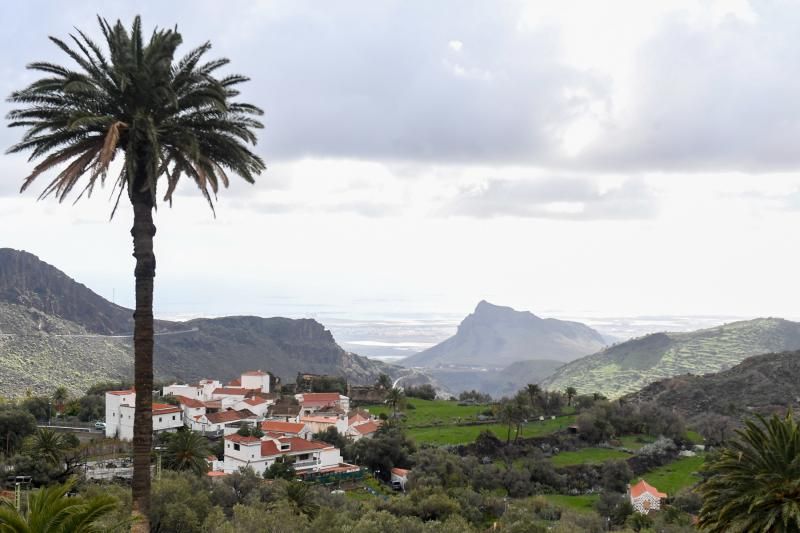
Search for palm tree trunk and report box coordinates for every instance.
[130,198,156,532]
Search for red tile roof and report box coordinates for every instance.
[213,387,250,396]
[243,397,267,406]
[352,421,379,435]
[227,378,242,386]
[261,421,306,434]
[630,480,667,499]
[300,393,341,404]
[207,471,227,477]
[260,437,330,457]
[206,410,254,424]
[391,467,410,477]
[300,416,340,424]
[225,434,261,444]
[152,403,182,415]
[177,396,205,408]
[107,390,134,396]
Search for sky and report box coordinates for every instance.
[0,0,799,324]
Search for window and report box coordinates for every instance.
[158,417,162,422]
[234,443,240,451]
[172,415,176,420]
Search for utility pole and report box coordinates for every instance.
[14,482,20,511]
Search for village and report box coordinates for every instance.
[103,370,407,488]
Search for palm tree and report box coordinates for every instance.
[565,386,577,407]
[51,387,68,414]
[0,478,122,532]
[163,430,209,475]
[375,373,392,391]
[525,384,541,410]
[7,17,264,527]
[386,388,405,418]
[697,411,800,532]
[496,402,517,444]
[284,481,319,517]
[24,428,68,465]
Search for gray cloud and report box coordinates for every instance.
[443,177,657,220]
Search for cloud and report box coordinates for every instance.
[442,177,657,220]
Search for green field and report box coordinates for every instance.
[541,494,599,513]
[363,399,489,427]
[550,447,631,467]
[407,416,575,445]
[363,399,575,445]
[635,454,706,494]
[617,434,656,450]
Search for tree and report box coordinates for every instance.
[7,17,264,527]
[0,478,121,532]
[24,428,71,465]
[601,459,633,493]
[284,482,319,517]
[697,411,800,532]
[496,401,518,444]
[525,384,541,411]
[163,430,210,475]
[627,511,654,532]
[52,387,69,414]
[564,387,577,407]
[386,388,405,418]
[0,408,37,456]
[375,374,392,390]
[264,456,296,481]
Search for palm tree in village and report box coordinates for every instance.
[51,386,68,414]
[6,16,265,529]
[386,387,405,418]
[565,386,577,407]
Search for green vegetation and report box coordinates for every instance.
[365,398,487,427]
[407,416,575,445]
[635,454,705,495]
[617,434,656,450]
[541,494,599,513]
[550,447,631,467]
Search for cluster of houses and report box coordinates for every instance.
[104,370,383,478]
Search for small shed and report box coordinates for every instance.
[390,467,410,491]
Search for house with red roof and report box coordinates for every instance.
[346,419,381,441]
[629,480,667,514]
[223,433,348,476]
[391,468,410,491]
[190,409,259,436]
[295,392,350,415]
[233,396,273,418]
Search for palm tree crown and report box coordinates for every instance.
[697,411,800,532]
[7,15,265,211]
[164,430,210,475]
[0,478,120,532]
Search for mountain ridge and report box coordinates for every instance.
[541,317,800,398]
[0,248,403,396]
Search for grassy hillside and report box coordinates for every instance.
[541,318,800,398]
[625,350,800,424]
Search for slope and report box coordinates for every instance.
[541,318,800,398]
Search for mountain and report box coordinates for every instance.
[624,350,800,424]
[0,248,402,396]
[541,318,800,398]
[402,301,607,368]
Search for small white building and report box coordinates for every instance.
[162,384,202,400]
[240,370,271,393]
[391,468,410,491]
[223,433,344,476]
[629,480,667,514]
[105,389,135,439]
[176,396,207,423]
[300,414,348,436]
[190,409,258,435]
[346,420,380,441]
[233,397,272,418]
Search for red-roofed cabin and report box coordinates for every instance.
[261,420,312,439]
[391,467,410,491]
[295,392,350,416]
[629,480,667,514]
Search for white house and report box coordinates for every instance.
[176,396,207,423]
[629,480,667,514]
[190,409,258,435]
[223,433,344,476]
[345,420,380,441]
[300,414,348,436]
[239,370,271,393]
[295,393,350,416]
[163,384,202,399]
[233,396,272,418]
[212,387,251,409]
[105,390,183,441]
